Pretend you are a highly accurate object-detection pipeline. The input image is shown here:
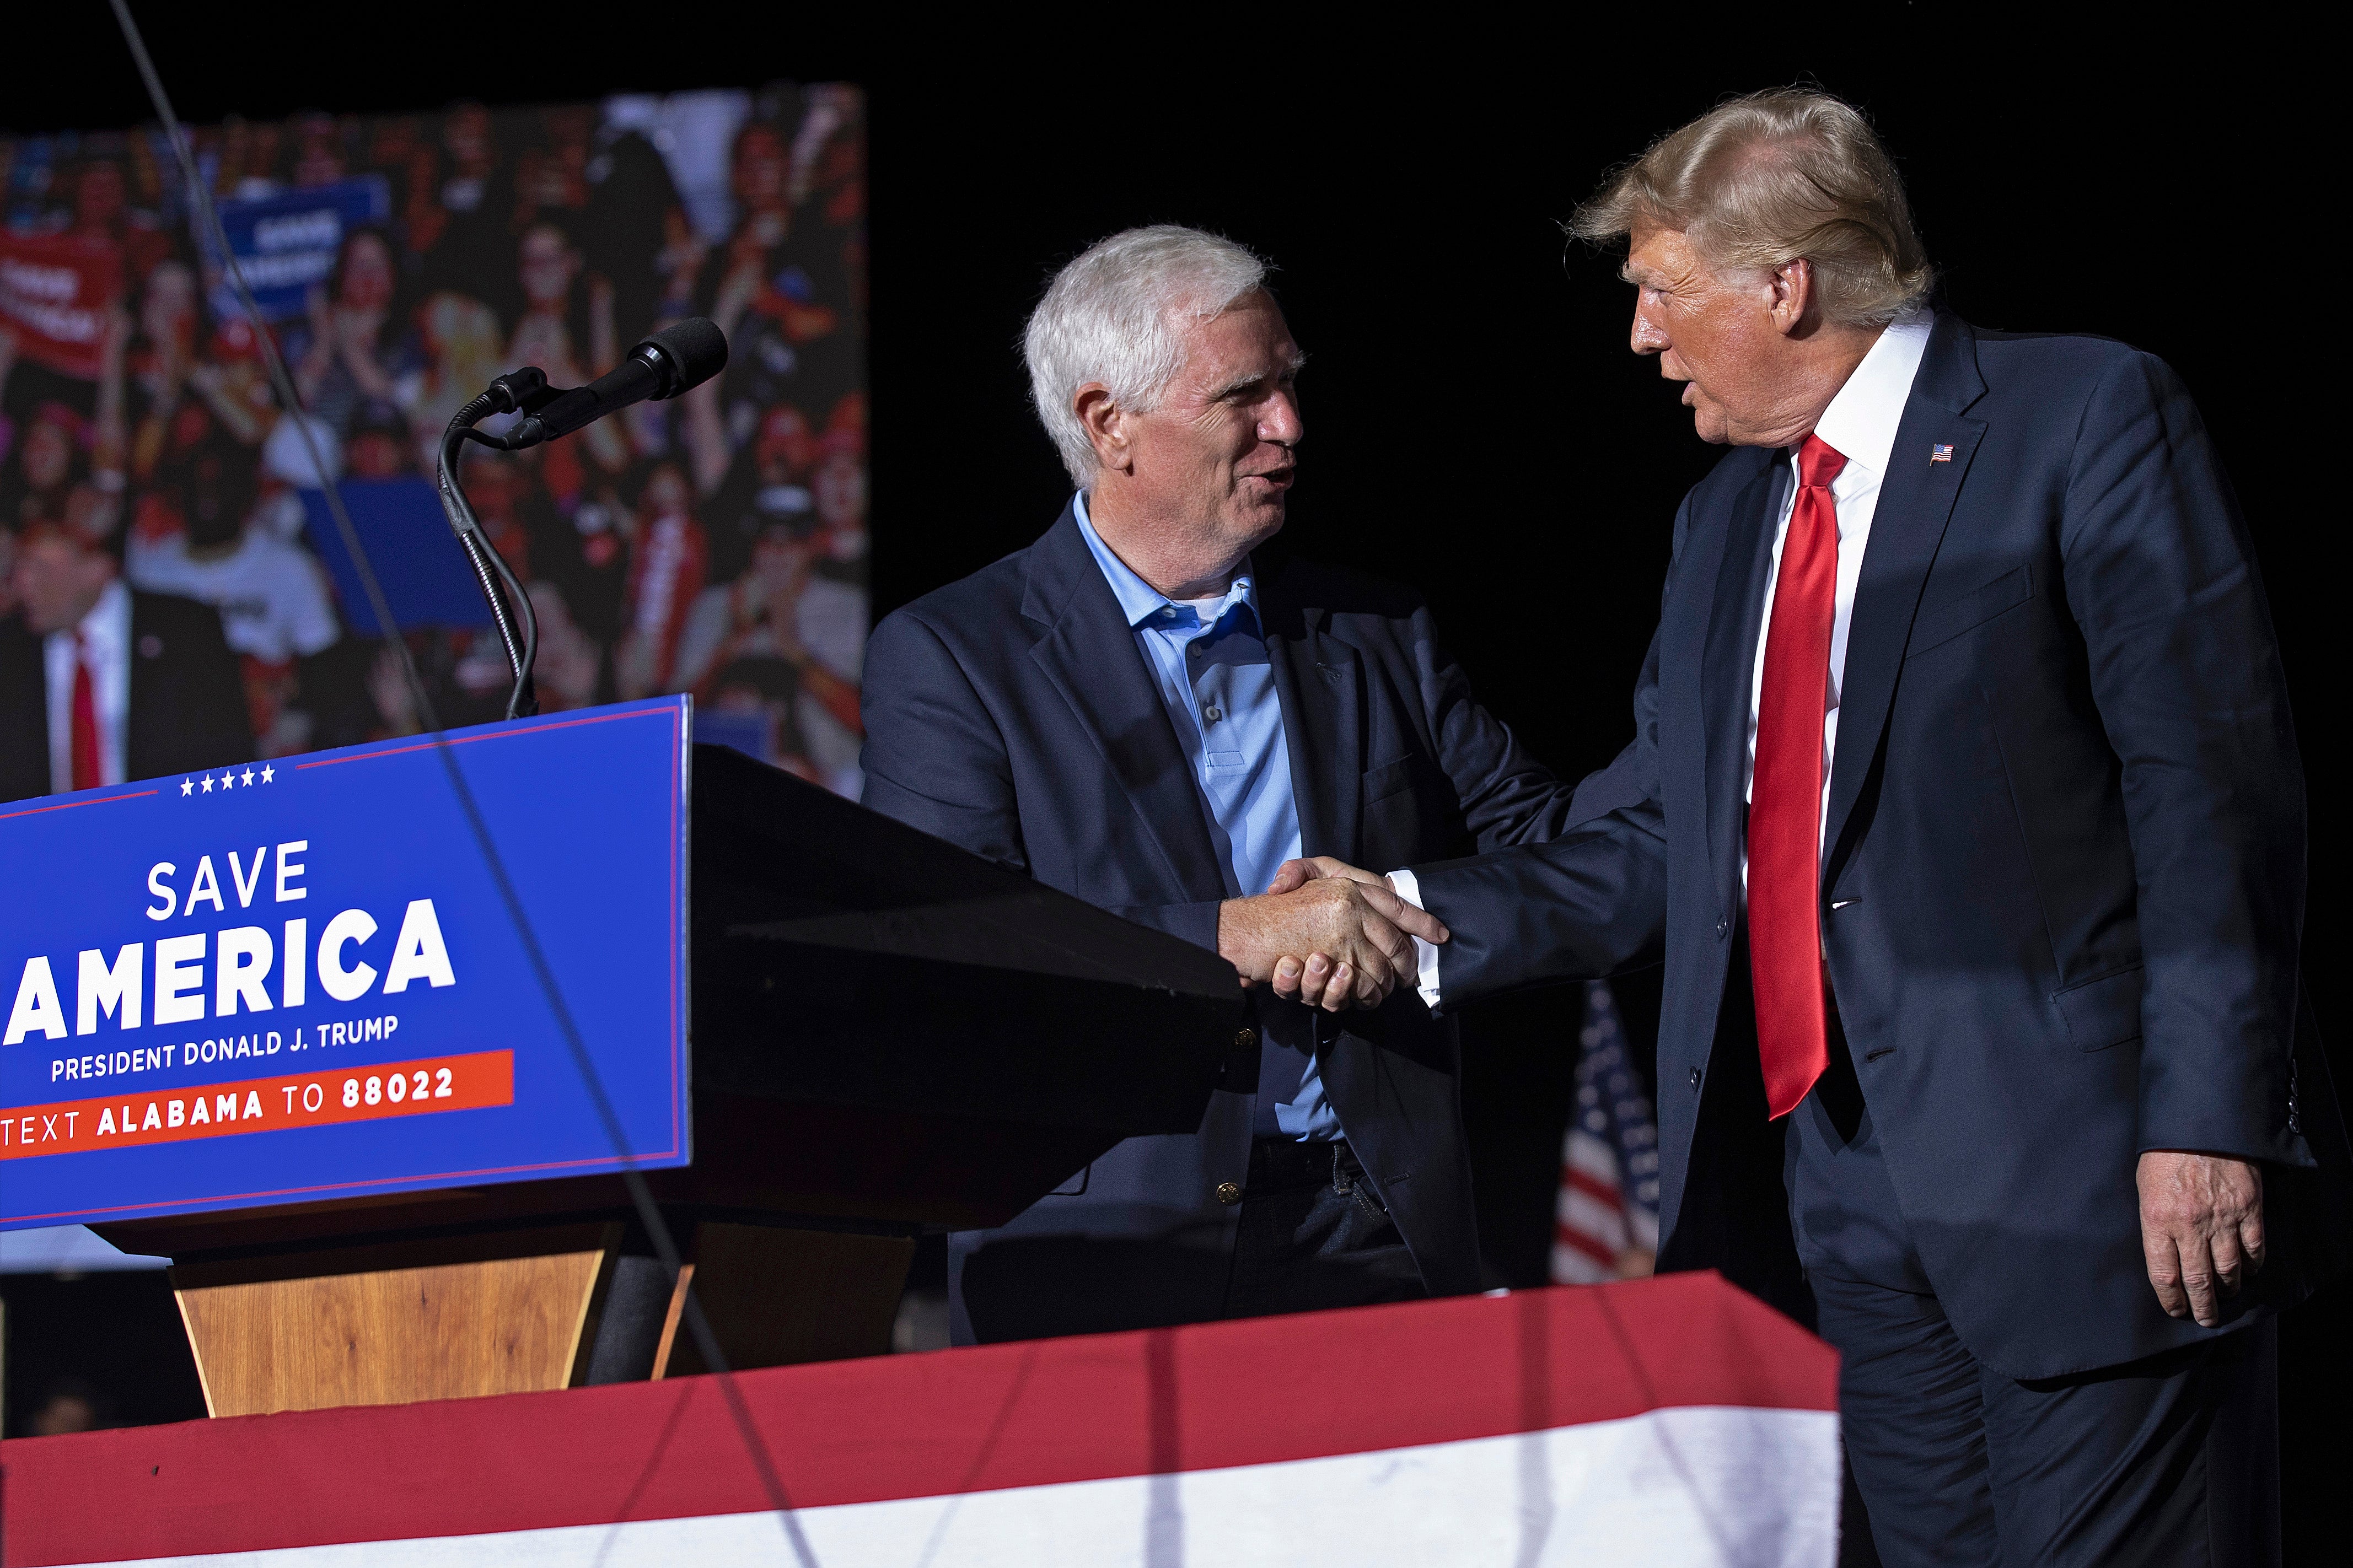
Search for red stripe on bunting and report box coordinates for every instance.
[0,1271,1833,1565]
[1554,1219,1619,1268]
[1562,1166,1626,1210]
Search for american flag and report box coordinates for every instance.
[1552,980,1662,1284]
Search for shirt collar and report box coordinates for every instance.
[1810,308,1933,481]
[1072,491,1256,631]
[67,578,130,653]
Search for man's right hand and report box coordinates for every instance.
[1253,858,1441,1009]
[1217,875,1448,1012]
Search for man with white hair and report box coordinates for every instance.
[860,226,1589,1341]
[1273,90,2342,1563]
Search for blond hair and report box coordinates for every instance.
[1568,89,1933,327]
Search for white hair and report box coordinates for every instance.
[1022,225,1269,488]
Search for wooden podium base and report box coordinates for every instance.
[171,1219,915,1418]
[174,1225,621,1417]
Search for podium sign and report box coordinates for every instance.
[1,699,691,1230]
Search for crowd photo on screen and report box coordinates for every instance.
[0,84,867,799]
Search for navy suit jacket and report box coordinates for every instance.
[0,591,253,804]
[1410,312,2347,1378]
[862,504,1578,1343]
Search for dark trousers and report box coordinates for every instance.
[1223,1137,1427,1319]
[1788,1045,2281,1567]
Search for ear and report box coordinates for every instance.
[1767,258,1815,337]
[1075,383,1132,475]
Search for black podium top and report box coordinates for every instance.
[691,741,1242,1133]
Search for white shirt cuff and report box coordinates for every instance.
[1385,868,1442,1010]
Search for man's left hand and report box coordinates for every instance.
[2137,1150,2264,1328]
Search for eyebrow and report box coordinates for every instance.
[1208,351,1309,400]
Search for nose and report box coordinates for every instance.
[1631,301,1668,357]
[1261,388,1304,447]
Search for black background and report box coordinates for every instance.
[7,8,2340,1552]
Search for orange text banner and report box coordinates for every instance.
[1,1050,513,1160]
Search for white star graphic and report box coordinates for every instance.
[180,778,194,796]
[241,767,256,786]
[200,774,214,793]
[260,764,276,784]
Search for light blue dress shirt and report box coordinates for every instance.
[1073,493,1338,1140]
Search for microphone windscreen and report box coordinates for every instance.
[640,317,729,396]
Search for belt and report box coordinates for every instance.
[1248,1135,1361,1192]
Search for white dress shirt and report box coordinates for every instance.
[1741,309,1933,885]
[44,578,133,794]
[1396,311,1934,1007]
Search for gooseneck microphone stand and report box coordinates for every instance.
[436,368,555,720]
[437,321,728,721]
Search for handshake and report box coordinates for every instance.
[1215,858,1449,1012]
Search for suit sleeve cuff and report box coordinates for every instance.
[1387,868,1442,1010]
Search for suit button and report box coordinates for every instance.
[1216,1181,1243,1205]
[1235,1026,1258,1049]
[1689,1066,1703,1089]
[1715,917,1730,939]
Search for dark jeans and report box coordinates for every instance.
[1222,1138,1427,1320]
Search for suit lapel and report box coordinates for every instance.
[1821,316,1989,881]
[1700,458,1784,915]
[1022,507,1228,899]
[1260,574,1362,861]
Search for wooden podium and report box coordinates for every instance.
[94,743,1246,1416]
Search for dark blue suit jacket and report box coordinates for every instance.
[862,504,1578,1342]
[1409,312,2346,1378]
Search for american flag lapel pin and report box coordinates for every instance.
[1930,443,1954,464]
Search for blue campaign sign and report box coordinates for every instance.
[302,478,495,633]
[203,176,392,322]
[0,699,691,1230]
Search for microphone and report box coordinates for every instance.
[505,317,728,448]
[433,317,723,719]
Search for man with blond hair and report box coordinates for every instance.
[1272,92,2341,1562]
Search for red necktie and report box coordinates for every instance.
[69,631,103,793]
[1750,434,1846,1119]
